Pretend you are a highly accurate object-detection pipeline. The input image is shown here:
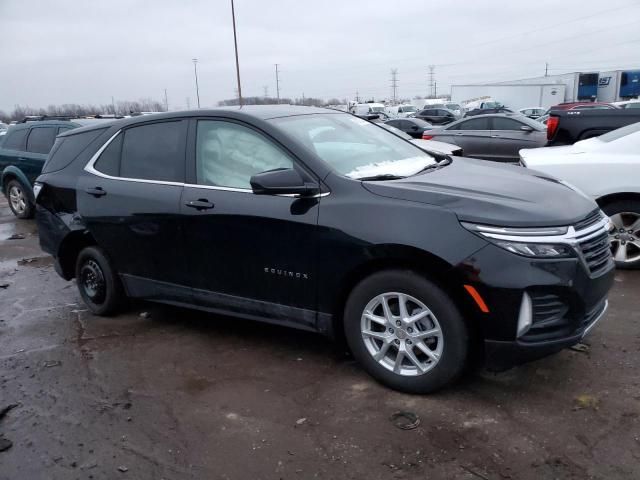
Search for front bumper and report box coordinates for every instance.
[484,299,608,371]
[456,239,615,370]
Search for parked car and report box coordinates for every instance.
[613,100,640,109]
[519,107,546,119]
[415,108,458,125]
[546,109,640,146]
[420,103,465,117]
[35,106,613,393]
[422,113,547,162]
[0,118,109,218]
[0,122,8,136]
[536,113,550,125]
[465,107,514,117]
[350,103,386,116]
[521,122,640,269]
[385,117,433,138]
[549,102,617,111]
[385,104,418,118]
[378,122,463,156]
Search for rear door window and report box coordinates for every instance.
[26,127,58,154]
[3,128,29,151]
[459,118,490,130]
[93,134,122,176]
[119,121,187,182]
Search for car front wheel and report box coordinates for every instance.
[75,246,126,315]
[343,270,469,393]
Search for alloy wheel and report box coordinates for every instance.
[8,184,26,215]
[360,292,444,376]
[609,212,640,264]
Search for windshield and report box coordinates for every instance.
[400,105,417,112]
[369,106,385,112]
[598,121,640,142]
[378,123,412,140]
[271,113,436,179]
[445,103,460,110]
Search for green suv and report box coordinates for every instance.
[0,118,109,218]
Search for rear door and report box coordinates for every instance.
[0,127,30,173]
[78,120,190,298]
[489,117,545,162]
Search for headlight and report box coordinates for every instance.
[33,182,43,200]
[461,222,575,258]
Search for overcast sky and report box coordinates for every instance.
[1,0,640,112]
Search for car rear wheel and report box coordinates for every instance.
[75,246,126,315]
[6,179,33,219]
[603,199,640,269]
[343,270,469,393]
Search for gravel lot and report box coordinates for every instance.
[1,197,639,480]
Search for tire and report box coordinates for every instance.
[602,199,640,270]
[343,270,469,394]
[75,246,126,315]
[5,179,34,219]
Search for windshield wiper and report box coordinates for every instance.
[411,156,453,176]
[357,174,406,181]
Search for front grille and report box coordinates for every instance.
[574,209,602,231]
[578,230,612,276]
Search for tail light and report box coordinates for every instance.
[546,116,559,140]
[422,133,434,140]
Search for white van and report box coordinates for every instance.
[385,104,418,118]
[350,103,386,115]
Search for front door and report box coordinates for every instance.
[78,120,190,299]
[489,117,543,162]
[181,119,320,330]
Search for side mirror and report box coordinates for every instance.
[250,168,320,196]
[520,125,534,132]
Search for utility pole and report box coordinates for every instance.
[111,96,116,115]
[192,58,201,108]
[302,92,305,105]
[390,68,398,104]
[186,97,191,110]
[545,62,549,77]
[355,90,360,102]
[428,65,435,98]
[274,64,281,104]
[434,80,437,98]
[163,89,168,112]
[263,85,269,98]
[230,0,243,106]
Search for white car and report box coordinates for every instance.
[518,107,546,119]
[385,104,418,118]
[520,122,640,269]
[613,100,640,109]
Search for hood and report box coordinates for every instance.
[362,157,597,227]
[520,138,601,165]
[411,139,461,155]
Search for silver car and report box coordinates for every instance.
[422,113,547,163]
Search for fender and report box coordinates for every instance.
[1,166,34,201]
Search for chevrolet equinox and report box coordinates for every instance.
[35,106,614,393]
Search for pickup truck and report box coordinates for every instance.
[547,109,640,146]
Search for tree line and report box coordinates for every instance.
[217,96,348,107]
[0,97,166,123]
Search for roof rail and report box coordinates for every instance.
[18,115,74,123]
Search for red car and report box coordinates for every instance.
[549,101,618,111]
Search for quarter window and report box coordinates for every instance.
[119,121,186,182]
[94,134,122,176]
[27,127,58,154]
[196,120,293,189]
[3,128,29,151]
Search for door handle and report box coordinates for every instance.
[455,132,464,135]
[85,187,107,197]
[185,199,215,211]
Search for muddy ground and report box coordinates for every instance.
[0,197,639,480]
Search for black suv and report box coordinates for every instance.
[0,117,109,218]
[415,108,457,125]
[35,106,614,393]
